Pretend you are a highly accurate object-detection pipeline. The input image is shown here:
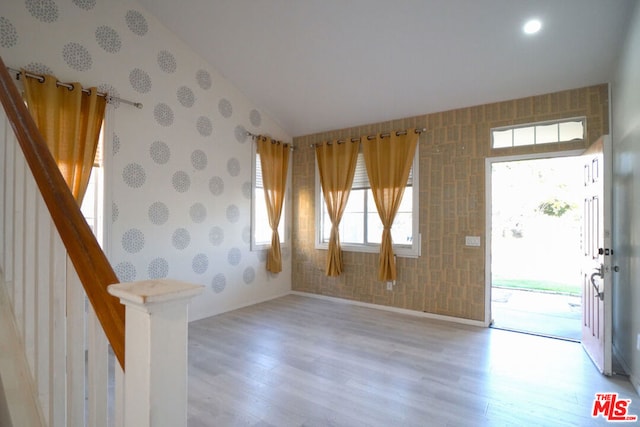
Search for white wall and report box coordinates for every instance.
[0,0,292,321]
[612,1,640,393]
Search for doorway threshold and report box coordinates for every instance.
[491,287,581,341]
[490,323,580,343]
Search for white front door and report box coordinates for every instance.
[581,135,612,375]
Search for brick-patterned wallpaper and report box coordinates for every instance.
[292,84,608,321]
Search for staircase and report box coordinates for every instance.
[0,56,202,427]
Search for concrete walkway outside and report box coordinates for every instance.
[491,287,582,341]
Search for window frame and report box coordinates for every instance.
[251,142,290,251]
[314,145,421,258]
[491,117,586,149]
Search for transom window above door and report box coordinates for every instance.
[491,117,586,149]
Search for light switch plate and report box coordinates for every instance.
[465,236,481,247]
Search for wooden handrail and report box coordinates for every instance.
[0,56,125,369]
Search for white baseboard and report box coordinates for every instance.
[189,291,292,322]
[613,342,640,396]
[289,291,486,327]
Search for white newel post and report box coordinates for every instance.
[108,280,203,427]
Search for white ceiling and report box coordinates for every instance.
[138,0,637,137]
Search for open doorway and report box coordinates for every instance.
[488,154,583,341]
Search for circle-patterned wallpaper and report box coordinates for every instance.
[189,203,207,223]
[126,10,148,36]
[196,69,211,89]
[24,62,53,75]
[234,125,248,143]
[243,267,255,284]
[114,261,136,282]
[63,42,92,71]
[242,182,252,199]
[98,83,121,108]
[172,171,191,193]
[250,109,262,127]
[123,163,146,188]
[148,202,169,225]
[157,50,177,73]
[122,228,145,253]
[218,98,232,118]
[112,133,121,154]
[227,247,241,266]
[0,17,18,48]
[73,0,96,10]
[209,226,224,246]
[192,253,209,274]
[191,150,207,170]
[95,26,121,53]
[150,141,170,164]
[112,202,119,223]
[227,158,240,177]
[26,0,59,23]
[148,257,169,279]
[209,176,224,196]
[172,228,191,250]
[177,86,195,107]
[226,205,240,223]
[154,103,174,126]
[1,2,291,301]
[130,68,151,93]
[211,273,226,293]
[196,116,212,136]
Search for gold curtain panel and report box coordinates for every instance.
[316,138,360,276]
[256,136,290,273]
[22,71,106,204]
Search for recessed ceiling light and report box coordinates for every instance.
[523,19,542,35]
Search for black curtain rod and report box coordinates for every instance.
[309,127,426,147]
[246,131,295,151]
[9,67,143,109]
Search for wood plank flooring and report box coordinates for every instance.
[187,294,639,426]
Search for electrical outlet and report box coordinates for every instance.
[386,281,393,291]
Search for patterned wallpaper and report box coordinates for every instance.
[0,0,292,321]
[292,84,609,322]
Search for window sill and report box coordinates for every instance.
[251,242,289,252]
[314,242,420,259]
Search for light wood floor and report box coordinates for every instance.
[187,294,639,426]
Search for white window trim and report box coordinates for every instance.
[314,146,421,258]
[251,140,291,251]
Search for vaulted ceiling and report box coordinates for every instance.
[138,0,636,137]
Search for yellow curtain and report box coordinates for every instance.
[363,129,418,281]
[22,72,106,205]
[257,137,290,273]
[316,139,360,276]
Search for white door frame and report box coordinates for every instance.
[484,149,585,327]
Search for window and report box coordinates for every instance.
[492,117,585,149]
[251,150,287,250]
[80,123,105,247]
[315,147,420,257]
